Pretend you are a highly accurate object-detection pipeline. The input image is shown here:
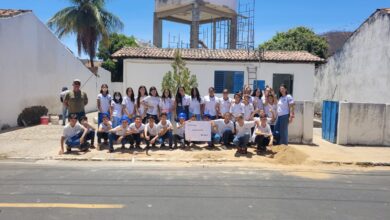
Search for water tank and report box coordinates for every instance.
[155,0,237,22]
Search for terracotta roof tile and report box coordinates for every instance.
[0,9,31,18]
[112,47,324,63]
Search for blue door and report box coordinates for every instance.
[322,101,339,143]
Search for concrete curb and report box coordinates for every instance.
[3,156,390,167]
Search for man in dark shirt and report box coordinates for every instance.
[64,79,88,121]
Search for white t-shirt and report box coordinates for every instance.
[136,96,147,116]
[230,102,245,118]
[112,125,130,136]
[175,95,191,107]
[97,94,112,113]
[203,95,218,116]
[277,95,294,116]
[63,122,84,141]
[176,122,185,137]
[145,123,158,136]
[98,121,112,132]
[144,96,160,115]
[243,103,254,121]
[218,97,232,115]
[189,97,204,115]
[264,103,278,125]
[213,119,235,136]
[252,123,272,141]
[157,120,172,132]
[159,98,174,113]
[129,123,145,134]
[111,101,123,118]
[252,96,264,111]
[122,96,135,116]
[235,121,256,138]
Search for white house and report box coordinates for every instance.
[112,47,323,100]
[315,8,390,106]
[0,9,111,128]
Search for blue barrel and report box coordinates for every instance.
[322,101,339,143]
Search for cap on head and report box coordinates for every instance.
[121,116,129,123]
[73,79,81,85]
[178,113,187,120]
[62,87,68,91]
[101,113,109,119]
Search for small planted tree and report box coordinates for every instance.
[161,50,198,94]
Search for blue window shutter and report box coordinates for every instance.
[214,71,225,93]
[233,72,244,93]
[253,80,266,90]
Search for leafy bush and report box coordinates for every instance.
[17,106,48,126]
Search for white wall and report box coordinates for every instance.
[123,59,315,100]
[288,101,314,144]
[0,13,111,127]
[315,11,390,105]
[337,102,390,146]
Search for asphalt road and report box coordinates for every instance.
[0,161,389,220]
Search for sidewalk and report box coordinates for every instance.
[0,112,390,167]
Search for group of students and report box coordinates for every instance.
[60,83,295,155]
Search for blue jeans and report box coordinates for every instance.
[189,113,201,121]
[159,131,173,147]
[221,130,234,145]
[275,114,289,145]
[233,134,250,147]
[62,105,68,125]
[108,133,129,150]
[111,116,121,128]
[208,133,220,146]
[66,131,93,148]
[98,112,110,126]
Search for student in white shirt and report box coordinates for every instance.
[59,114,88,155]
[264,94,278,132]
[189,87,204,121]
[174,113,188,148]
[97,113,112,149]
[212,112,235,147]
[97,84,112,126]
[253,113,274,155]
[144,86,160,123]
[275,84,295,145]
[144,116,159,148]
[80,116,96,149]
[129,116,145,148]
[230,93,245,120]
[157,113,173,148]
[110,92,123,128]
[203,87,218,120]
[159,89,174,121]
[233,115,257,155]
[136,85,148,123]
[243,95,255,121]
[108,116,131,153]
[122,87,136,123]
[174,86,190,121]
[217,89,232,119]
[252,88,264,113]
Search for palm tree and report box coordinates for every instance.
[48,0,123,68]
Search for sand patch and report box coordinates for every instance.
[193,152,224,160]
[270,145,309,165]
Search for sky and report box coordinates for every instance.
[1,0,389,58]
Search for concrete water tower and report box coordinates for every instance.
[154,0,238,49]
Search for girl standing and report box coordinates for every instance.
[174,86,190,121]
[159,89,174,121]
[110,92,123,128]
[97,84,112,126]
[122,87,136,123]
[264,94,278,133]
[136,85,148,123]
[189,87,203,121]
[144,86,160,123]
[275,84,295,145]
[252,88,264,113]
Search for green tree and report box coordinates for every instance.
[259,26,328,58]
[48,0,124,67]
[162,50,198,94]
[97,33,138,81]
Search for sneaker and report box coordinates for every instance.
[108,148,114,153]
